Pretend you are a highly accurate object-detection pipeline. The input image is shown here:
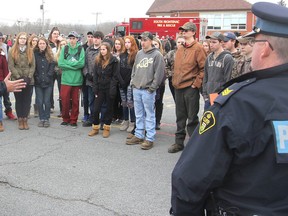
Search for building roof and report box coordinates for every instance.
[146,0,252,14]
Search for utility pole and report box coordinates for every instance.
[92,12,102,30]
[40,0,45,34]
[17,20,22,33]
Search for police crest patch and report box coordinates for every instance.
[199,111,216,134]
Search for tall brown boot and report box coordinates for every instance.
[88,124,100,136]
[23,117,29,130]
[18,117,24,130]
[103,124,111,138]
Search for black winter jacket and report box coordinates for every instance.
[93,54,119,98]
[118,52,133,88]
[34,51,56,88]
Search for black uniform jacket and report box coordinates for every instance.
[171,63,288,216]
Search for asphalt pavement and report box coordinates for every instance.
[0,84,204,216]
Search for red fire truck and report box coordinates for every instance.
[111,17,208,41]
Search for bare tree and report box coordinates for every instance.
[278,0,286,6]
[0,21,117,37]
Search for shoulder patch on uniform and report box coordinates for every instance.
[221,87,233,96]
[199,111,216,134]
[214,78,256,106]
[272,121,288,163]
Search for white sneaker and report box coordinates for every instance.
[127,122,135,133]
[120,120,129,131]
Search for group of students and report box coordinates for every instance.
[202,31,253,110]
[161,21,254,154]
[0,27,167,151]
[83,30,166,149]
[0,24,250,146]
[0,25,252,152]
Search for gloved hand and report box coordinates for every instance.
[86,73,93,81]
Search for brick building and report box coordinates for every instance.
[146,0,254,37]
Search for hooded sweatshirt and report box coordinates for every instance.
[58,43,85,86]
[202,50,234,100]
[130,47,165,93]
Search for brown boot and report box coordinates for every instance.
[23,117,29,130]
[0,121,4,132]
[88,124,100,136]
[103,124,111,138]
[18,118,24,130]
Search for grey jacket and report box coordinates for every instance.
[202,51,234,100]
[130,47,165,93]
[82,45,100,87]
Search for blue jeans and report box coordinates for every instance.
[82,84,89,116]
[123,106,136,122]
[133,88,156,142]
[0,96,3,121]
[35,86,53,121]
[86,86,95,122]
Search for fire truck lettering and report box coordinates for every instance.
[165,24,176,27]
[164,20,179,24]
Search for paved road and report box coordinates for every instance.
[0,85,204,216]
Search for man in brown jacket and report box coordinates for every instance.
[168,22,207,153]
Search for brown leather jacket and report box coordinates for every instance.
[172,41,207,89]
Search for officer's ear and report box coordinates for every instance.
[261,41,273,58]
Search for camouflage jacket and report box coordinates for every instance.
[231,56,252,79]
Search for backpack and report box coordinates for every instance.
[64,45,82,60]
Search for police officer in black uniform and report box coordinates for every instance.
[170,2,288,216]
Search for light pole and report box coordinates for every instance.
[92,12,102,30]
[40,0,45,34]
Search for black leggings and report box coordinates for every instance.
[14,85,32,118]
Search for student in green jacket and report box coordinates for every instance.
[58,31,85,129]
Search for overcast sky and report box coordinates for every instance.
[0,0,281,26]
